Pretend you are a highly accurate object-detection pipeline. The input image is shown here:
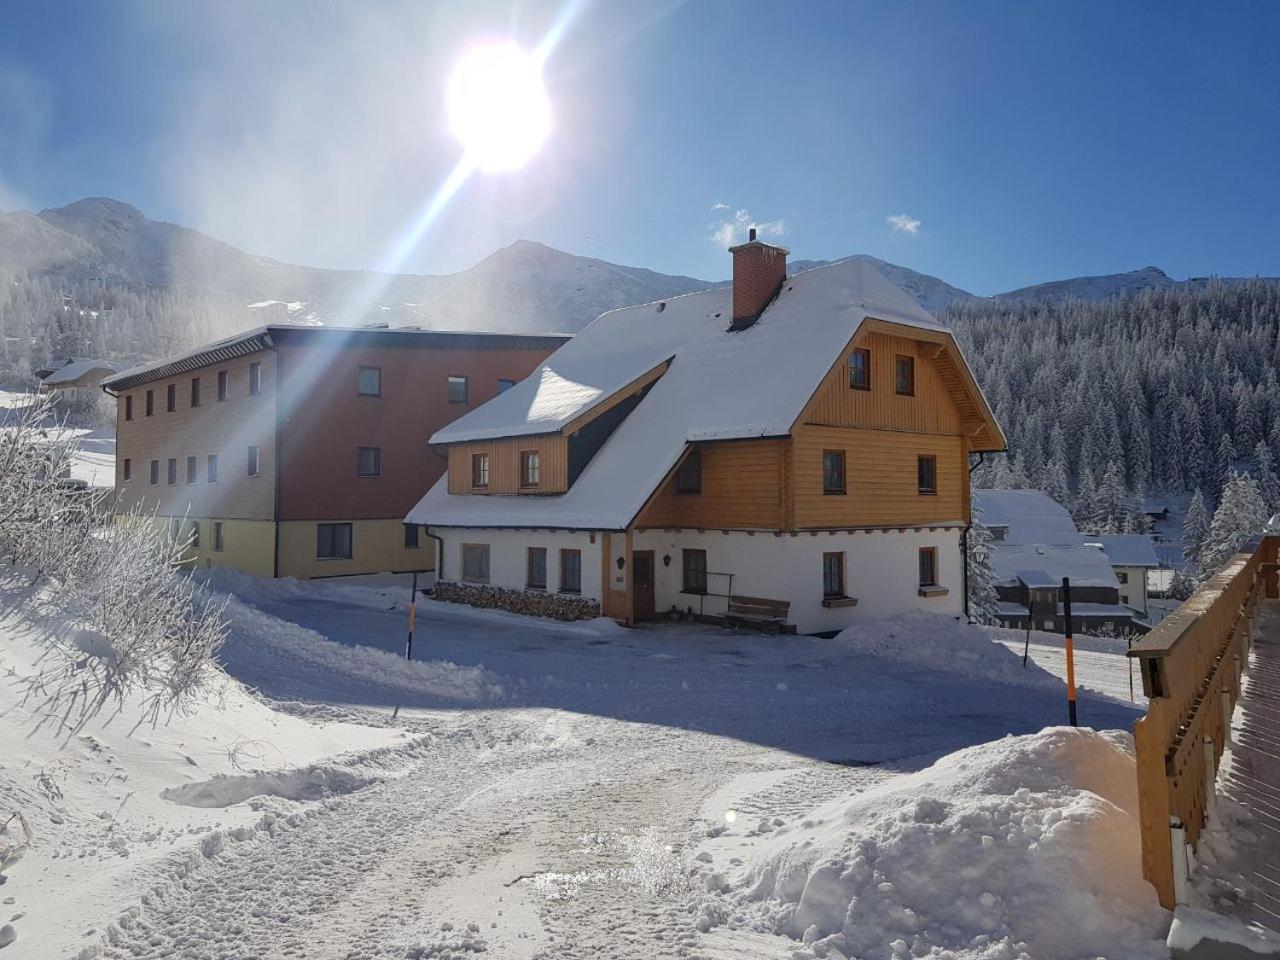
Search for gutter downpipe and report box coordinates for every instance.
[267,333,282,579]
[425,526,445,583]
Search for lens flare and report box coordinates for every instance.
[446,42,552,172]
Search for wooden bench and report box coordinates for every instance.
[726,595,791,631]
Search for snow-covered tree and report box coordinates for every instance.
[1168,568,1196,600]
[1198,472,1269,576]
[1253,439,1280,511]
[1182,488,1211,567]
[1093,461,1129,533]
[966,494,1001,625]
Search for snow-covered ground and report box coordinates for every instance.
[3,567,1164,958]
[0,388,117,490]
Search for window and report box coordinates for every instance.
[559,548,582,593]
[167,458,177,485]
[849,348,871,390]
[497,378,516,393]
[186,456,197,483]
[917,455,937,495]
[823,450,845,494]
[191,377,201,407]
[676,449,702,495]
[448,375,469,404]
[249,362,262,396]
[145,389,154,416]
[1116,571,1129,584]
[123,458,132,482]
[682,549,708,595]
[527,547,547,589]
[166,383,176,412]
[990,526,1008,542]
[207,454,218,483]
[472,453,489,488]
[520,450,540,487]
[1029,587,1056,605]
[357,366,382,397]
[1042,620,1055,631]
[189,520,200,549]
[823,552,845,598]
[356,446,381,477]
[404,524,420,548]
[125,395,133,421]
[317,523,353,560]
[170,517,181,540]
[247,445,260,477]
[149,460,159,485]
[217,370,228,401]
[919,547,938,588]
[462,543,490,582]
[213,521,224,552]
[895,355,915,396]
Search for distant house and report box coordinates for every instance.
[975,489,1147,635]
[409,233,1006,633]
[37,358,117,403]
[1143,501,1171,523]
[1089,534,1160,616]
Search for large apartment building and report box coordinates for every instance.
[104,325,567,578]
[408,235,1006,634]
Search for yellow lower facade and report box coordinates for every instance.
[140,516,435,580]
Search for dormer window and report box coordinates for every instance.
[849,348,870,390]
[520,450,540,488]
[676,449,702,494]
[472,453,489,488]
[895,355,915,396]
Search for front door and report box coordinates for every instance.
[632,550,656,622]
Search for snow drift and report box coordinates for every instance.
[697,727,1168,960]
[832,612,1060,689]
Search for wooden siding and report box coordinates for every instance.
[801,330,963,436]
[791,426,968,528]
[600,531,632,621]
[636,439,786,530]
[446,434,568,495]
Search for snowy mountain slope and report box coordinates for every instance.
[790,253,978,314]
[996,265,1179,303]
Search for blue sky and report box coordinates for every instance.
[2,1,1278,293]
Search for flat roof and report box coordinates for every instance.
[101,324,570,392]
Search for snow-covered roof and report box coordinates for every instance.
[1088,534,1160,568]
[410,258,997,530]
[40,358,116,386]
[991,543,1120,590]
[974,489,1081,545]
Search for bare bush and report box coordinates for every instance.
[0,392,226,722]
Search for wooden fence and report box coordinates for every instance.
[1127,534,1280,908]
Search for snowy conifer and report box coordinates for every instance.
[966,494,1001,625]
[1253,439,1280,511]
[1182,488,1211,567]
[1198,472,1269,576]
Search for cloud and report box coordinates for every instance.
[710,207,785,248]
[887,213,922,235]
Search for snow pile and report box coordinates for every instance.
[831,612,1060,689]
[695,727,1168,960]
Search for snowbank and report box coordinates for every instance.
[832,612,1060,689]
[694,727,1169,959]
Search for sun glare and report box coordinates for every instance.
[446,42,552,172]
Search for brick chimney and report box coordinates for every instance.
[728,228,789,331]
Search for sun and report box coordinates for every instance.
[446,42,552,173]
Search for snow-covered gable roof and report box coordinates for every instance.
[41,358,116,386]
[974,489,1081,546]
[991,543,1120,590]
[1088,534,1160,568]
[410,258,974,530]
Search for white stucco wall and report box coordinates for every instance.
[431,526,964,635]
[434,527,604,599]
[1114,565,1149,614]
[633,528,964,634]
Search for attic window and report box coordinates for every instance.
[895,355,915,396]
[676,449,702,494]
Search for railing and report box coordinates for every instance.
[1127,534,1279,908]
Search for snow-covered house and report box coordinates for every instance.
[1089,534,1159,616]
[974,489,1146,635]
[36,357,117,403]
[408,234,1006,633]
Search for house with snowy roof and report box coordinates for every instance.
[974,489,1148,635]
[407,232,1006,634]
[1088,533,1160,616]
[36,357,117,404]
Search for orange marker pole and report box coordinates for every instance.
[405,571,419,661]
[1062,576,1078,726]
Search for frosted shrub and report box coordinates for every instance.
[0,392,226,720]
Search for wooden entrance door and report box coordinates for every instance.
[632,550,656,622]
